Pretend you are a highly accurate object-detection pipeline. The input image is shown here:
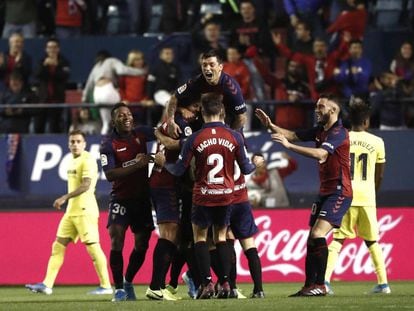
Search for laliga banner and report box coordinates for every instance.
[0,208,412,285]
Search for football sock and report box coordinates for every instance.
[110,250,123,289]
[216,241,230,284]
[325,240,343,282]
[244,247,263,292]
[227,239,237,289]
[194,241,212,285]
[86,243,111,289]
[186,245,201,289]
[368,242,388,284]
[150,238,176,290]
[313,237,328,285]
[304,239,316,286]
[168,245,186,288]
[43,241,66,288]
[125,247,147,284]
[209,248,221,280]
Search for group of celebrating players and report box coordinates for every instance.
[26,49,391,301]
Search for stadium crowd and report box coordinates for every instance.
[0,0,414,133]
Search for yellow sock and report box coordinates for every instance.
[43,241,66,288]
[325,240,343,282]
[86,243,111,288]
[368,242,388,284]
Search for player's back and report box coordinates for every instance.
[349,130,386,206]
[191,123,241,207]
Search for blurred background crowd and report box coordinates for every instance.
[1,0,414,134]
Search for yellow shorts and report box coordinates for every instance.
[333,205,379,241]
[56,214,100,244]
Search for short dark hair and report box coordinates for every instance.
[69,129,86,140]
[201,50,223,64]
[348,97,370,126]
[9,70,24,82]
[319,93,342,112]
[201,93,224,116]
[111,102,129,119]
[349,39,363,47]
[46,37,60,46]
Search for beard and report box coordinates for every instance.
[316,113,329,126]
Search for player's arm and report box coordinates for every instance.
[53,177,91,210]
[160,135,194,176]
[255,108,299,142]
[272,132,329,163]
[234,132,256,175]
[155,128,180,150]
[166,94,182,138]
[231,111,248,131]
[375,162,385,192]
[103,153,152,182]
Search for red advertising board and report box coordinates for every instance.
[0,208,412,285]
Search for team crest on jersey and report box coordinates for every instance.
[201,187,208,194]
[177,84,187,94]
[184,126,192,136]
[101,154,108,166]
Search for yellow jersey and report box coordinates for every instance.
[349,131,385,206]
[66,151,99,217]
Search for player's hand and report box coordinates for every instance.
[167,119,182,139]
[255,108,271,128]
[180,107,196,120]
[252,154,266,169]
[135,153,151,167]
[154,151,166,167]
[271,133,290,148]
[53,196,66,210]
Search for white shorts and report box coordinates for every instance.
[93,83,121,105]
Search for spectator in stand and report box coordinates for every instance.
[191,16,227,72]
[272,31,350,100]
[2,0,37,38]
[334,39,371,100]
[283,0,328,40]
[82,50,146,135]
[119,49,153,125]
[291,21,314,55]
[390,41,414,126]
[0,70,37,134]
[370,71,406,130]
[69,107,100,135]
[223,46,252,99]
[274,59,311,129]
[230,0,274,58]
[327,0,367,49]
[0,32,32,90]
[159,0,190,34]
[126,0,152,35]
[33,38,70,134]
[55,0,87,38]
[146,47,181,126]
[390,41,414,80]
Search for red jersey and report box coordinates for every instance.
[56,0,83,27]
[100,126,155,199]
[165,122,255,206]
[296,119,352,197]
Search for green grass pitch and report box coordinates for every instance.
[1,281,414,310]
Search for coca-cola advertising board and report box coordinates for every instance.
[0,208,412,285]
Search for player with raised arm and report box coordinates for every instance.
[155,93,256,299]
[100,103,155,302]
[166,49,248,138]
[255,94,352,297]
[324,97,390,294]
[26,130,112,296]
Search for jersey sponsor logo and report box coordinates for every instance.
[184,126,192,136]
[177,83,187,94]
[235,103,246,111]
[200,187,233,195]
[122,159,138,168]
